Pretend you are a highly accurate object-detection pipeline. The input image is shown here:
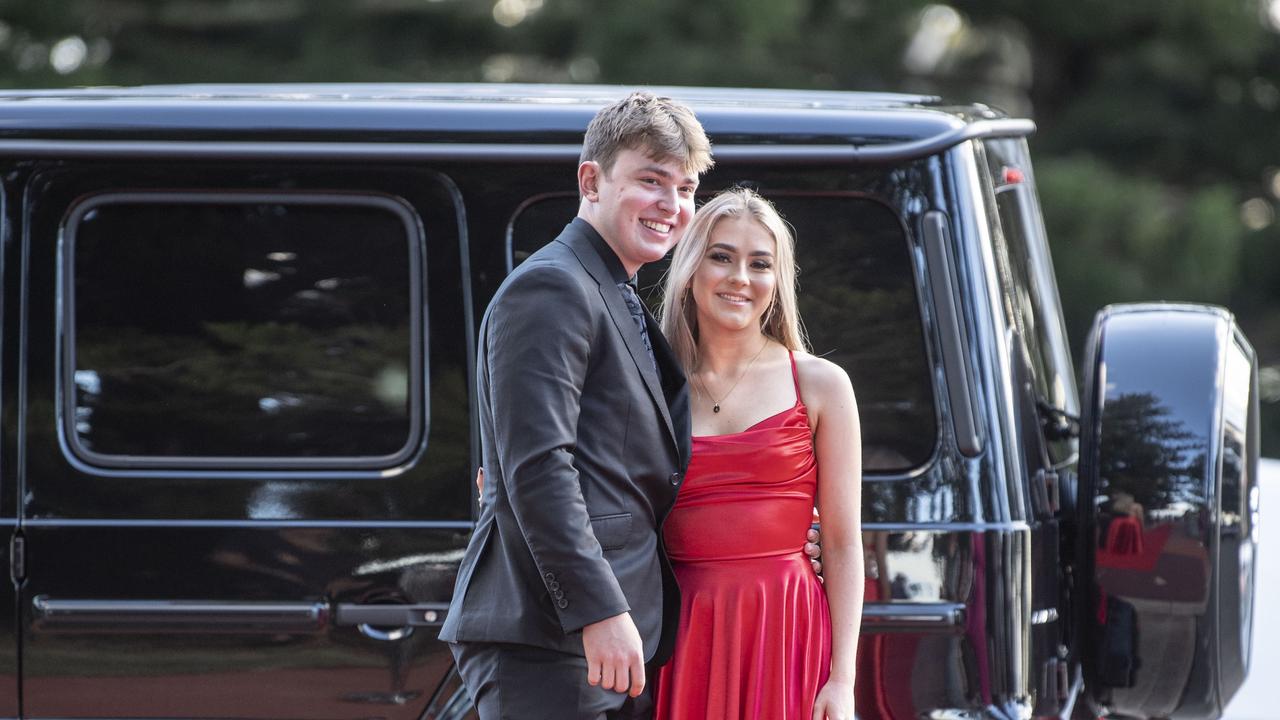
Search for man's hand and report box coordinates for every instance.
[475,467,485,503]
[582,612,646,697]
[805,527,823,576]
[806,509,823,578]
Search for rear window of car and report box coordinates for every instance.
[64,191,424,469]
[509,193,937,473]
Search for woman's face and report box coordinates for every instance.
[690,215,778,334]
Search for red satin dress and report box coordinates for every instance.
[655,352,831,719]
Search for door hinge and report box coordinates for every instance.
[10,535,25,582]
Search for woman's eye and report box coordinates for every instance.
[709,252,731,262]
[752,261,774,271]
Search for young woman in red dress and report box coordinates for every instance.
[654,187,865,720]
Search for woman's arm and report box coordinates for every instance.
[804,356,864,720]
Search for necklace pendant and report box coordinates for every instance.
[713,404,721,413]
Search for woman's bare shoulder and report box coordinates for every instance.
[792,351,856,407]
[794,351,852,388]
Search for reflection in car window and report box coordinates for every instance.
[992,185,1080,465]
[509,194,936,473]
[67,194,421,466]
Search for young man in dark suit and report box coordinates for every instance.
[439,92,713,719]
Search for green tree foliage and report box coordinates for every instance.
[943,0,1280,449]
[2,0,1279,448]
[1037,155,1245,347]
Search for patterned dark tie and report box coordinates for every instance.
[618,282,658,373]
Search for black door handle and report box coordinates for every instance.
[333,602,449,640]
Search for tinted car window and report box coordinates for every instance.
[66,192,423,467]
[991,185,1080,465]
[510,194,936,473]
[993,189,1052,395]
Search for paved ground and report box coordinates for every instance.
[1221,457,1278,720]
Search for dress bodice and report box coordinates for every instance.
[663,356,817,563]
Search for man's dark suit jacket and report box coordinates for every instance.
[439,218,691,665]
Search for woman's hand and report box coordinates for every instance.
[811,678,855,720]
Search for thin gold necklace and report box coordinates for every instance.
[697,339,769,414]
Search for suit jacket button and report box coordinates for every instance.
[544,572,556,581]
[548,580,560,590]
[556,599,569,609]
[552,589,564,599]
[669,472,682,486]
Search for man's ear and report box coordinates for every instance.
[578,161,601,201]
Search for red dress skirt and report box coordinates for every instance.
[655,369,831,719]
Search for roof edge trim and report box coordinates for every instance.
[0,119,1034,164]
[717,118,1034,164]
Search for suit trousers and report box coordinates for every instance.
[450,641,654,720]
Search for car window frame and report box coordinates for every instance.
[59,189,428,471]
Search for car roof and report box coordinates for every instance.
[0,83,1015,143]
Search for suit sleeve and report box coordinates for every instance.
[484,262,630,633]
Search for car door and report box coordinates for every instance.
[15,159,473,719]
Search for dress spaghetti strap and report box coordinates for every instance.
[788,350,803,405]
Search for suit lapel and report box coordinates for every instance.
[558,227,679,452]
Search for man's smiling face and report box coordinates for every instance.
[579,146,698,276]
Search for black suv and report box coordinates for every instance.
[0,84,1258,720]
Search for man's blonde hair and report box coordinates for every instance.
[581,92,714,176]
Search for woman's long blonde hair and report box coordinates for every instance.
[659,187,809,372]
